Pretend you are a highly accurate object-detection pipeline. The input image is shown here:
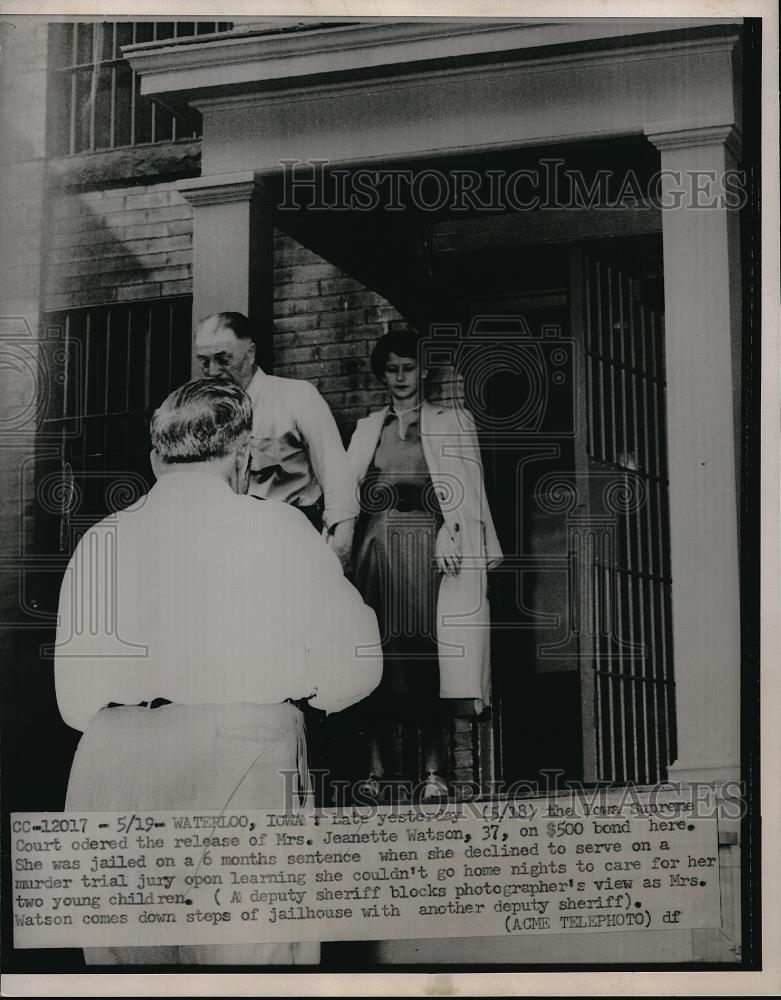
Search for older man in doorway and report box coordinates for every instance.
[195,311,358,570]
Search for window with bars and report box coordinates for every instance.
[580,254,676,784]
[41,298,194,537]
[48,22,233,156]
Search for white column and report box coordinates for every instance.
[646,124,742,784]
[179,171,273,372]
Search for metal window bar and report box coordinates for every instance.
[166,301,175,389]
[88,24,98,152]
[651,310,674,768]
[619,273,637,781]
[583,255,675,784]
[52,22,233,155]
[42,299,192,544]
[143,304,152,411]
[109,28,117,148]
[644,304,662,778]
[624,293,640,778]
[595,263,607,462]
[583,280,603,776]
[633,274,656,781]
[584,266,595,459]
[605,265,617,462]
[611,271,627,781]
[129,26,137,147]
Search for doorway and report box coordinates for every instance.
[429,235,674,787]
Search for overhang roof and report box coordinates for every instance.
[123,17,742,105]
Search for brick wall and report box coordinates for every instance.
[273,230,460,442]
[44,181,193,310]
[273,230,409,438]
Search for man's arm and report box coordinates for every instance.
[276,504,381,714]
[295,381,359,536]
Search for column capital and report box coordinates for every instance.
[179,171,266,208]
[183,169,274,371]
[645,121,742,159]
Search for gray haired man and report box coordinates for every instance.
[195,312,358,570]
[55,378,381,965]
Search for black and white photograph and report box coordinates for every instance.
[0,3,777,995]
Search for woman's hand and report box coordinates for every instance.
[435,524,462,577]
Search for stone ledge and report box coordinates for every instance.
[47,140,201,192]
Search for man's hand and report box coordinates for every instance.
[328,518,356,572]
[435,524,462,577]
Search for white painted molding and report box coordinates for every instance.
[124,19,740,99]
[189,36,739,116]
[666,762,742,786]
[646,123,743,159]
[178,173,260,207]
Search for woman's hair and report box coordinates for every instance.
[150,378,252,463]
[369,331,426,382]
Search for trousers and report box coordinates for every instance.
[65,701,319,966]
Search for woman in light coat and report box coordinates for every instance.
[347,331,502,797]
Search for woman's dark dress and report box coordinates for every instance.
[353,407,443,715]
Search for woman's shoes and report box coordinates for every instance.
[420,770,449,800]
[356,773,381,798]
[355,771,450,801]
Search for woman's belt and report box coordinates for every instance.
[360,479,441,513]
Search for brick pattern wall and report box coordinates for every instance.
[273,230,409,439]
[44,181,193,311]
[273,230,460,442]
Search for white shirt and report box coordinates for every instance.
[54,470,382,732]
[244,368,359,529]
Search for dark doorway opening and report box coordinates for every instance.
[427,234,672,788]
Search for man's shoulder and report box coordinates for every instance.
[264,372,322,401]
[69,518,107,553]
[76,501,142,536]
[235,494,319,531]
[64,500,148,566]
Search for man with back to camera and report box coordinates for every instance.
[54,377,382,965]
[195,311,358,570]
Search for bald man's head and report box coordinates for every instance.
[195,312,256,391]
